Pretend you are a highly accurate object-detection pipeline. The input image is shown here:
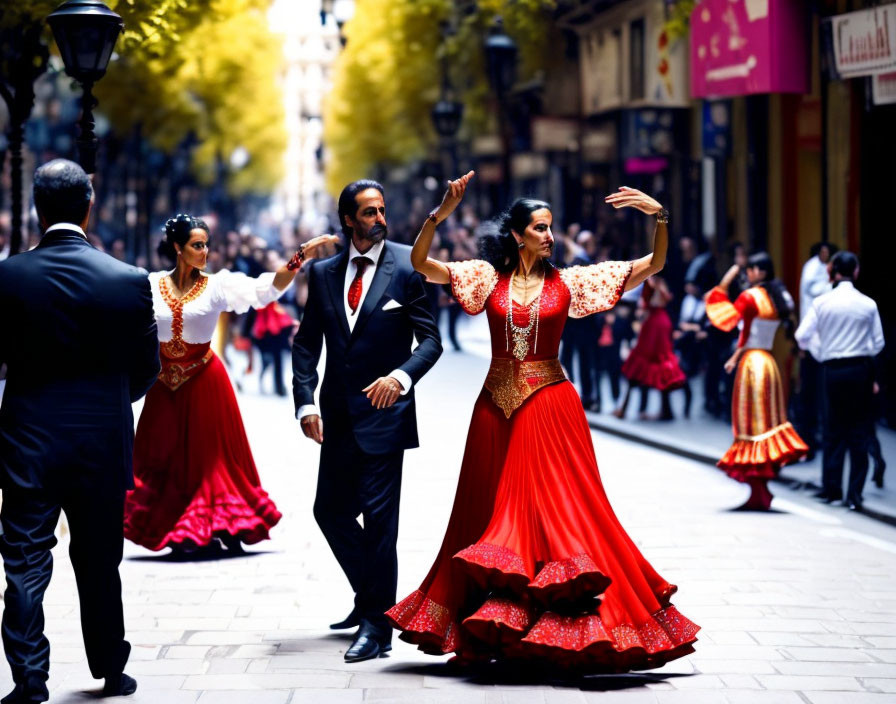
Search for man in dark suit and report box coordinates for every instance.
[293,179,442,663]
[0,159,160,702]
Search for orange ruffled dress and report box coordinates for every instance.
[704,285,807,482]
[387,262,699,670]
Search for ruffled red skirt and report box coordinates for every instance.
[621,308,686,391]
[387,380,699,670]
[125,353,281,551]
[719,349,807,482]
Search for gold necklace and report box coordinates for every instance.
[505,264,542,361]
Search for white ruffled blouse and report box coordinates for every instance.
[149,270,283,344]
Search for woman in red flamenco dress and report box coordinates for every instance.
[124,214,336,553]
[613,276,686,420]
[704,252,807,511]
[386,174,700,670]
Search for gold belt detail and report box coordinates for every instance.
[484,358,566,419]
[158,349,214,391]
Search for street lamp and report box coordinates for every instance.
[484,17,517,98]
[47,0,123,174]
[483,16,517,204]
[431,98,463,141]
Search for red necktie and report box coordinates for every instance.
[347,256,371,315]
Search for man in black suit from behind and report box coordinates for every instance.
[293,179,442,663]
[0,159,160,702]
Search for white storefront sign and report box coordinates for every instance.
[831,3,896,78]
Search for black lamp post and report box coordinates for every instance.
[431,95,463,184]
[47,0,123,175]
[483,17,517,203]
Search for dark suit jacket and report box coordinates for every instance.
[292,241,442,455]
[0,228,160,493]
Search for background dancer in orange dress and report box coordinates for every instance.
[387,174,699,671]
[705,252,808,511]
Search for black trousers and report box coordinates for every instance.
[821,357,875,502]
[0,485,130,684]
[313,431,403,635]
[797,352,822,452]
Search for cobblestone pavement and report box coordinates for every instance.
[2,350,896,703]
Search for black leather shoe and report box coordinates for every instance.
[102,673,137,697]
[813,490,841,503]
[2,676,49,704]
[845,500,863,512]
[330,607,361,630]
[873,460,886,489]
[344,624,390,663]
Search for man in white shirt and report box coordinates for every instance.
[292,179,442,663]
[795,242,836,459]
[795,251,885,510]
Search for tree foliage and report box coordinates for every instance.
[323,0,554,196]
[1,0,286,195]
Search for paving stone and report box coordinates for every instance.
[803,695,896,704]
[781,647,874,662]
[754,675,864,691]
[196,692,290,704]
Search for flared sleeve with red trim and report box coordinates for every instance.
[559,260,633,318]
[445,259,499,315]
[704,287,758,348]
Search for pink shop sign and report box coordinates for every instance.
[690,0,810,98]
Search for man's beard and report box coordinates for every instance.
[361,223,387,245]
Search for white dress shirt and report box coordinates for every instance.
[45,223,87,238]
[799,255,832,323]
[297,240,412,421]
[795,281,885,362]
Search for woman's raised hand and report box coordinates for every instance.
[604,186,662,215]
[302,234,341,261]
[435,171,475,223]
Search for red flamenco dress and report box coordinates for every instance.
[387,260,700,670]
[621,278,686,392]
[124,271,282,551]
[704,285,807,484]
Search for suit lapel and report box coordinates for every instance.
[326,249,351,340]
[351,244,394,342]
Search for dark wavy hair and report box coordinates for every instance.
[479,198,552,273]
[747,251,793,320]
[337,179,384,236]
[158,213,210,261]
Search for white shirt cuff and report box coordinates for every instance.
[297,404,319,420]
[389,369,413,396]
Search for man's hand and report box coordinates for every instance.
[363,376,403,409]
[300,414,324,444]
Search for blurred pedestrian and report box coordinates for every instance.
[252,300,297,396]
[795,241,837,460]
[123,214,336,555]
[706,252,807,511]
[614,276,687,421]
[795,251,885,510]
[674,280,708,418]
[0,159,160,701]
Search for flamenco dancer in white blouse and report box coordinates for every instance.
[124,214,336,555]
[387,174,699,671]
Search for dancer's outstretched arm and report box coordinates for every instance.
[410,171,475,284]
[604,186,668,291]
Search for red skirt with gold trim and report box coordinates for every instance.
[719,349,807,482]
[124,352,281,550]
[387,380,699,670]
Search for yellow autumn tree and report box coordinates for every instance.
[323,0,555,196]
[1,0,286,196]
[98,0,286,194]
